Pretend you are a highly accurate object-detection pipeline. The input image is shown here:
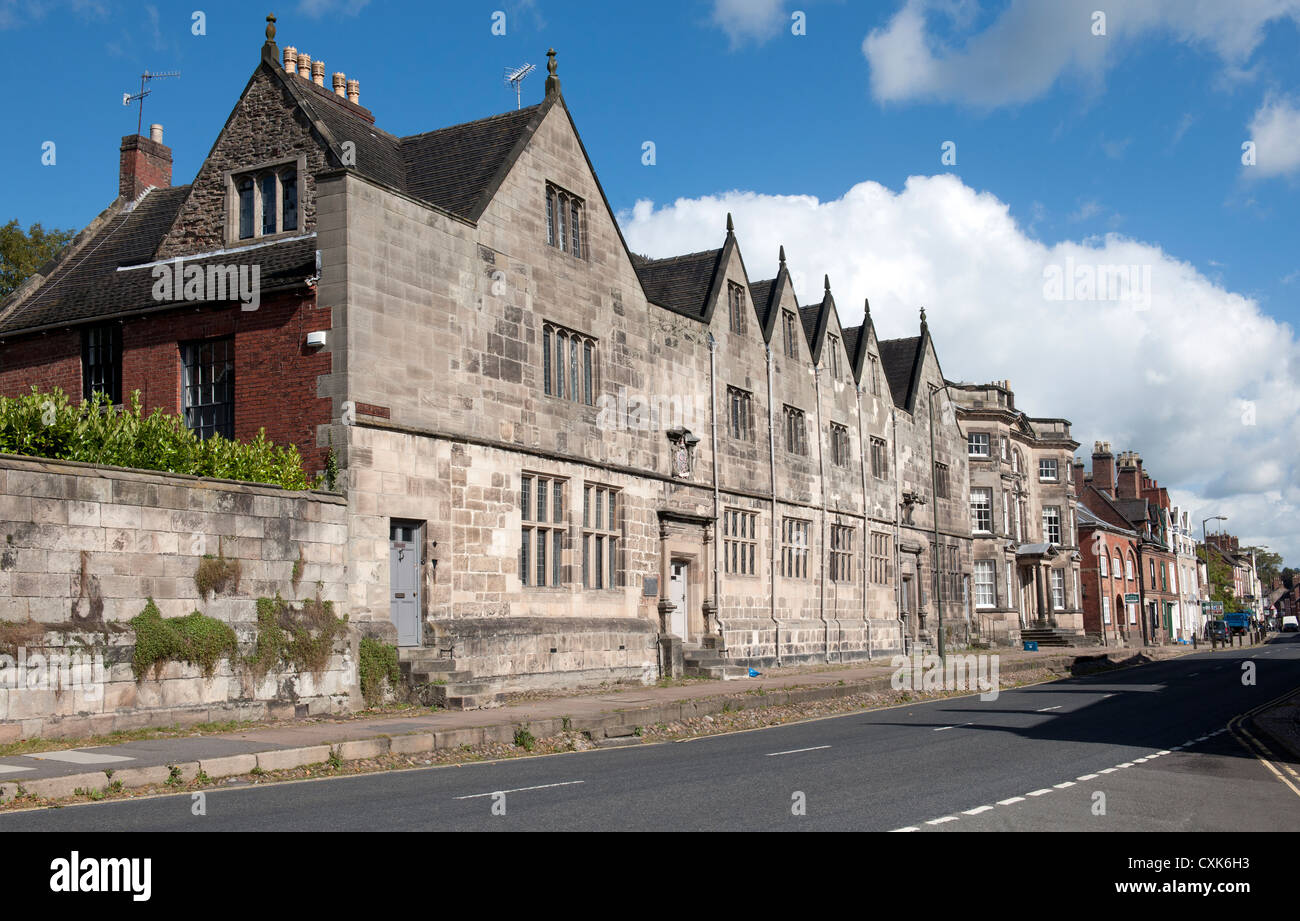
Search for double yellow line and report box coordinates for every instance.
[1229,686,1300,798]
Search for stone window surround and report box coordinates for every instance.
[968,431,991,458]
[974,559,996,609]
[582,482,620,590]
[546,181,585,258]
[723,507,759,577]
[829,522,854,582]
[223,153,307,245]
[520,473,567,589]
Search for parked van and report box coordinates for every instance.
[1282,615,1299,633]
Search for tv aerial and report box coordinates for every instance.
[504,63,535,110]
[122,69,181,136]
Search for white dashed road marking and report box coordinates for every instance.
[962,805,994,815]
[766,745,831,757]
[998,796,1026,805]
[454,781,584,800]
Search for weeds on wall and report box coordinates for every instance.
[245,594,346,682]
[0,387,312,490]
[129,598,238,680]
[195,551,242,599]
[358,636,400,707]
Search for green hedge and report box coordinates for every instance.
[0,387,311,489]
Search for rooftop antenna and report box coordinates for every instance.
[122,69,181,137]
[504,62,536,110]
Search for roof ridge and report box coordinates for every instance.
[634,247,722,266]
[398,103,543,143]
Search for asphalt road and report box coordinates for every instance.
[3,636,1298,831]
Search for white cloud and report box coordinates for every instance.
[862,0,1300,107]
[620,175,1300,560]
[711,0,787,47]
[1246,93,1300,178]
[297,0,371,19]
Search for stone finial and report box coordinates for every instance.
[864,297,871,319]
[920,306,928,333]
[824,274,830,293]
[726,212,734,234]
[283,45,298,73]
[545,48,561,96]
[779,245,786,267]
[266,13,276,42]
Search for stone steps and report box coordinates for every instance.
[398,648,506,710]
[683,642,747,680]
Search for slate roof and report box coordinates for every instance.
[0,187,190,335]
[798,302,822,348]
[399,107,542,219]
[749,278,777,330]
[842,325,861,364]
[878,335,923,410]
[276,63,542,221]
[631,249,723,320]
[0,197,315,336]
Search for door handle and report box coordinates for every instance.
[394,593,405,598]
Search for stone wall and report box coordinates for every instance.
[0,454,356,739]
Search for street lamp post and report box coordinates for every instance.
[1201,515,1226,642]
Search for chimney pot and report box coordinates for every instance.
[312,60,325,87]
[346,79,359,104]
[283,45,297,74]
[149,123,163,144]
[297,52,311,78]
[333,72,346,97]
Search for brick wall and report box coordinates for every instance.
[0,292,333,475]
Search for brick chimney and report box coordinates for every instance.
[119,126,172,201]
[1091,441,1115,496]
[1072,458,1086,494]
[1116,451,1142,499]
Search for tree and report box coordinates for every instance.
[1242,546,1283,588]
[0,219,75,301]
[1198,545,1240,610]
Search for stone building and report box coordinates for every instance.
[0,15,976,695]
[948,381,1082,645]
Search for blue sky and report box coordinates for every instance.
[4,0,1296,316]
[3,0,1299,559]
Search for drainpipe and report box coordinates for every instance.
[766,345,781,666]
[893,406,904,654]
[707,332,721,640]
[928,384,944,664]
[813,363,831,663]
[857,382,872,659]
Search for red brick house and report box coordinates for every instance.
[0,75,332,474]
[1073,448,1142,644]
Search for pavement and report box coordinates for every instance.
[0,634,1295,830]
